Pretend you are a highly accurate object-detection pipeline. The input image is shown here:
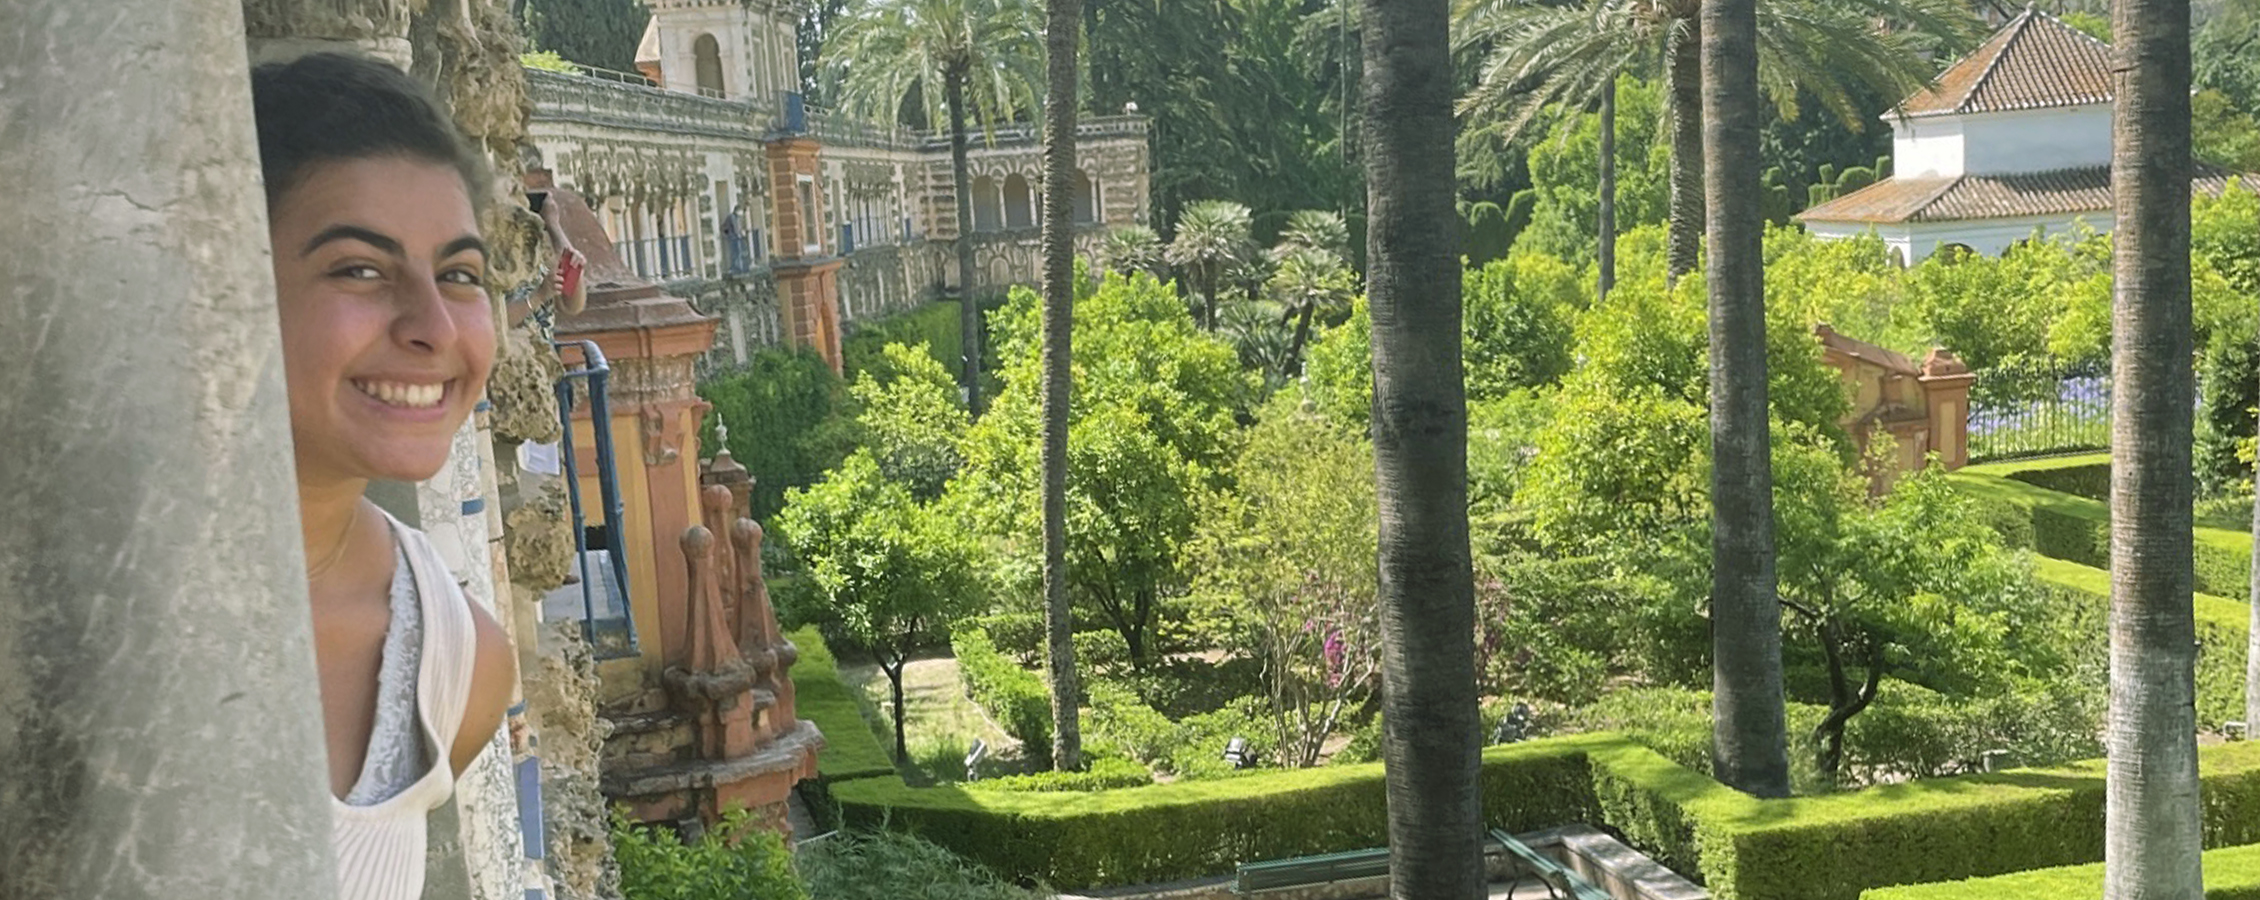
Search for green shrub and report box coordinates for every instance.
[1084,681,1276,779]
[968,756,1154,792]
[1465,201,1512,266]
[613,809,807,900]
[952,625,1054,759]
[1861,841,2260,899]
[698,347,860,521]
[797,828,1041,900]
[969,611,1045,664]
[843,299,964,380]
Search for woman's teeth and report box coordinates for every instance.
[352,379,446,409]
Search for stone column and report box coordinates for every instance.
[1920,349,1976,470]
[0,1,336,897]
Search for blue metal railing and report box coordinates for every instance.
[552,340,639,659]
[782,91,808,134]
[839,223,856,255]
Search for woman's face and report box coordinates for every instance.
[270,156,495,486]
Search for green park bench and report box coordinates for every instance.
[1489,829,1614,900]
[1233,846,1394,893]
[1230,831,1613,898]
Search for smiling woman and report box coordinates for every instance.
[251,53,518,900]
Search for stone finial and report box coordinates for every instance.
[1921,348,1970,377]
[712,411,729,451]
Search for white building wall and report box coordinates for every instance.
[1892,105,2112,178]
[1893,116,1967,178]
[1959,105,2113,175]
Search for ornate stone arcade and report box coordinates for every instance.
[521,0,1151,375]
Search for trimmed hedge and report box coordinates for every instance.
[789,626,898,783]
[1992,454,2110,501]
[965,756,1154,793]
[1950,459,2253,597]
[1862,842,2260,899]
[831,735,1607,889]
[789,630,2260,900]
[2030,556,2250,728]
[821,724,2260,898]
[952,626,1054,759]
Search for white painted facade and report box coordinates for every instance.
[1893,103,2113,177]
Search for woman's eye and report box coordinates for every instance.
[333,265,382,280]
[439,269,485,287]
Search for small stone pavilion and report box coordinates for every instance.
[1815,324,1976,486]
[1799,6,2242,264]
[546,178,824,836]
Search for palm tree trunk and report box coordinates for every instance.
[1286,303,1317,379]
[1361,0,1484,894]
[1598,73,1617,301]
[2105,1,2201,896]
[948,66,983,412]
[1667,20,1704,286]
[1040,0,1086,773]
[1702,0,1791,800]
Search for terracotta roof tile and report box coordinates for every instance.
[1898,9,2115,118]
[1796,165,2242,225]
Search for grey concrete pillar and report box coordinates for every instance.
[0,2,339,898]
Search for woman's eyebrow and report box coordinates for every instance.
[301,224,403,259]
[440,235,487,261]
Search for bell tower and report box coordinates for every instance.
[636,0,805,102]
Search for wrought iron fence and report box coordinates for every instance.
[1967,358,2111,462]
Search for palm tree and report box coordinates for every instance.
[1275,208,1354,260]
[828,0,1042,410]
[1099,224,1167,280]
[1454,0,1980,283]
[1268,245,1357,378]
[1038,0,1086,773]
[1703,0,1791,799]
[2105,0,2201,894]
[1166,199,1252,330]
[1362,0,1485,895]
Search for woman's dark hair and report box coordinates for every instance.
[251,53,489,211]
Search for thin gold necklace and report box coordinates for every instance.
[306,504,360,582]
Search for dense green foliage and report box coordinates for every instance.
[699,348,860,520]
[613,810,806,900]
[843,299,967,381]
[955,276,1251,663]
[517,0,649,72]
[1188,400,1378,768]
[797,829,1041,900]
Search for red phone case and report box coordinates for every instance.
[559,251,583,298]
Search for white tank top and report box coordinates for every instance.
[330,514,479,900]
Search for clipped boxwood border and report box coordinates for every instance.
[789,627,898,783]
[1862,841,2260,899]
[2029,556,2250,728]
[1950,459,2252,597]
[787,626,2260,899]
